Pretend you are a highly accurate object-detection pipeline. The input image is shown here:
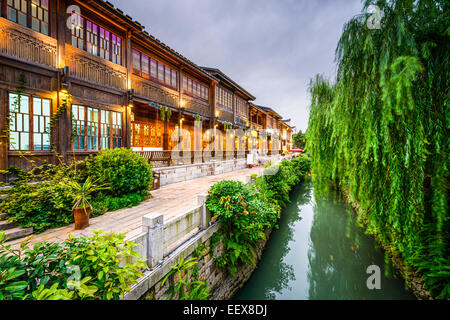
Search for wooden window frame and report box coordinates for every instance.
[4,0,50,35]
[133,49,178,90]
[72,104,122,152]
[182,75,209,102]
[68,11,123,66]
[8,92,52,152]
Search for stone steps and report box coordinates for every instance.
[0,220,18,230]
[0,213,33,242]
[3,227,33,242]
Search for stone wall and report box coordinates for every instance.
[138,228,271,301]
[154,159,247,187]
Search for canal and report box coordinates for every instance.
[234,182,415,300]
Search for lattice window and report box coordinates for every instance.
[157,63,164,82]
[150,58,158,79]
[111,34,122,65]
[112,111,122,148]
[86,107,98,150]
[32,97,51,150]
[72,105,121,151]
[71,16,85,49]
[8,93,51,151]
[30,0,49,35]
[132,49,141,75]
[171,70,177,88]
[7,0,27,27]
[72,105,85,150]
[99,27,110,60]
[100,110,111,150]
[142,54,149,78]
[86,20,98,56]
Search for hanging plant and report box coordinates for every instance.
[224,122,233,130]
[160,106,172,121]
[194,114,201,122]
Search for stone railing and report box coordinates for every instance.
[0,17,57,68]
[126,194,213,268]
[133,76,179,107]
[65,44,127,90]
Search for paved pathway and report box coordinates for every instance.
[8,167,262,247]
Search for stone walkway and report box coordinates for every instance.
[8,167,262,247]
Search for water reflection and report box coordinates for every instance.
[234,182,415,300]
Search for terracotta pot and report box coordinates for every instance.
[73,204,92,230]
[248,164,254,168]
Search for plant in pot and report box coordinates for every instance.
[69,177,107,230]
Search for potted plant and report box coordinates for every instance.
[69,177,107,230]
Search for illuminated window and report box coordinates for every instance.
[111,34,122,65]
[99,27,110,60]
[7,0,28,27]
[150,58,157,79]
[8,93,51,151]
[72,105,122,151]
[86,20,98,56]
[71,16,84,49]
[31,0,49,35]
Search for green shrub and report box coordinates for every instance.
[0,230,145,300]
[84,148,153,197]
[206,157,311,276]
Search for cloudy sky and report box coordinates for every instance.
[110,0,363,132]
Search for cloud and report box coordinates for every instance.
[110,0,363,131]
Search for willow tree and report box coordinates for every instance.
[307,0,449,299]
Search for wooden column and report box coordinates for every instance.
[125,31,133,149]
[55,0,71,161]
[0,89,8,181]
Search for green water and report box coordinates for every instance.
[234,182,415,300]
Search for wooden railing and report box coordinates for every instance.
[65,44,127,90]
[0,18,57,68]
[132,76,179,107]
[183,96,211,117]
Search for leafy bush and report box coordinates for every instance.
[0,230,145,300]
[84,148,153,197]
[206,157,311,276]
[161,257,210,300]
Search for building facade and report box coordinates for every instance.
[0,0,296,175]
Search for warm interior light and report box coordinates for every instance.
[180,99,186,108]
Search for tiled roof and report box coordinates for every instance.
[201,67,256,101]
[95,0,218,82]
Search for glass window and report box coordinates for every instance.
[150,59,157,79]
[71,16,85,49]
[99,27,110,60]
[8,93,51,151]
[31,0,49,35]
[7,0,28,27]
[132,49,141,75]
[142,54,149,77]
[171,70,177,88]
[111,34,122,65]
[165,67,171,86]
[158,63,164,82]
[86,20,98,56]
[72,105,121,151]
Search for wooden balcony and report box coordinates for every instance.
[0,17,57,69]
[183,95,211,117]
[235,115,249,127]
[216,106,234,123]
[132,75,179,107]
[65,44,127,91]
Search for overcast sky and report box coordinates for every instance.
[109,0,363,132]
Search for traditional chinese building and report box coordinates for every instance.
[0,0,294,175]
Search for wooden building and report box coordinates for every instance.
[0,0,291,175]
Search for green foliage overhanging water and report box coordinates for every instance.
[306,0,449,299]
